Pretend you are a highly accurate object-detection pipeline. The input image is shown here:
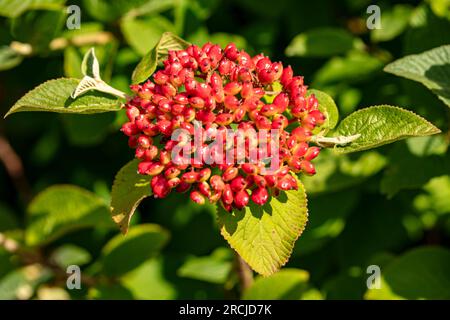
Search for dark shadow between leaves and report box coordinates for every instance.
[221,209,245,235]
[279,282,309,300]
[424,63,450,101]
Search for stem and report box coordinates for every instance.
[97,81,129,100]
[0,231,97,287]
[310,134,361,148]
[235,253,253,292]
[0,134,33,203]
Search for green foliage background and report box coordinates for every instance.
[0,0,450,300]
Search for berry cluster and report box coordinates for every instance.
[121,42,325,211]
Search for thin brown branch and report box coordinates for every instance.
[0,134,33,203]
[9,31,115,56]
[0,232,98,287]
[235,253,253,293]
[49,31,115,51]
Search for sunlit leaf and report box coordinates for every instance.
[217,182,308,276]
[333,105,440,154]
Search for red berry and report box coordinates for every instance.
[190,190,205,204]
[251,187,269,206]
[230,176,247,192]
[234,190,249,209]
[222,184,234,205]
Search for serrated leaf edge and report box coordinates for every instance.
[216,181,309,276]
[109,160,152,234]
[333,105,441,154]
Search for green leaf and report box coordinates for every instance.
[371,5,413,42]
[427,0,450,20]
[0,0,65,18]
[313,51,384,86]
[101,224,170,276]
[120,257,176,299]
[242,269,310,299]
[307,89,339,132]
[286,28,363,58]
[177,248,233,284]
[25,185,115,246]
[0,265,52,300]
[10,9,66,52]
[110,159,152,233]
[0,46,23,71]
[333,105,440,154]
[365,247,450,299]
[0,0,31,17]
[121,15,175,56]
[217,181,308,276]
[4,78,121,118]
[50,244,92,268]
[131,32,190,84]
[384,44,450,107]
